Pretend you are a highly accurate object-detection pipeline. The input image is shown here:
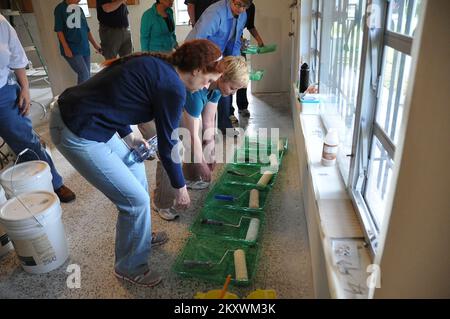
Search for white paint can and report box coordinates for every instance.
[0,161,53,199]
[0,191,68,274]
[0,184,13,257]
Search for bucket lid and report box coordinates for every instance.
[0,191,58,222]
[0,161,50,184]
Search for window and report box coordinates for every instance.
[174,0,189,26]
[79,0,90,18]
[317,0,366,183]
[310,0,323,84]
[306,0,422,254]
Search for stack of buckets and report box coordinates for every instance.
[0,160,68,274]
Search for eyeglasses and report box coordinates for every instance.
[232,0,249,10]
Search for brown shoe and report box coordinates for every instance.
[55,185,76,203]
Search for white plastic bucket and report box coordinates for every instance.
[0,185,6,205]
[0,185,13,257]
[0,191,68,274]
[0,160,53,199]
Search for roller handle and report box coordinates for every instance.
[227,170,246,176]
[183,260,213,268]
[201,219,225,226]
[214,194,235,201]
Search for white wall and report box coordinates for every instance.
[373,0,450,298]
[32,0,76,95]
[251,0,292,93]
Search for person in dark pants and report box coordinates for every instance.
[236,2,265,118]
[97,0,132,60]
[184,0,219,27]
[54,0,102,84]
[0,14,75,203]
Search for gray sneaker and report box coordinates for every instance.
[151,231,169,247]
[186,180,210,190]
[238,109,250,118]
[153,205,180,221]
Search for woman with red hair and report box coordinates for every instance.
[49,39,223,287]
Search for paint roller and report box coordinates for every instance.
[227,169,258,177]
[214,190,248,202]
[183,249,249,282]
[201,217,260,242]
[277,138,287,153]
[234,249,248,282]
[269,154,279,168]
[214,189,260,209]
[249,189,259,209]
[257,171,273,187]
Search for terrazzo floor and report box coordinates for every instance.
[0,92,314,299]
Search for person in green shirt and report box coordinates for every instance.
[140,0,178,53]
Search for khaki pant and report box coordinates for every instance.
[99,24,133,60]
[153,162,200,209]
[143,120,202,209]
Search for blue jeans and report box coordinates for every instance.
[49,105,152,277]
[0,83,63,190]
[64,55,90,84]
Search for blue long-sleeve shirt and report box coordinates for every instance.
[185,0,247,56]
[58,56,186,188]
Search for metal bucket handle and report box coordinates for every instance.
[10,148,44,227]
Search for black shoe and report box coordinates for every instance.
[55,185,76,203]
[238,109,250,118]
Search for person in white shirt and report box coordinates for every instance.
[0,14,75,203]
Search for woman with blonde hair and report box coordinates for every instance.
[153,56,249,221]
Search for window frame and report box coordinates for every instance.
[307,0,419,255]
[174,0,189,26]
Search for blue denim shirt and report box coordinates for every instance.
[140,4,177,53]
[185,0,247,56]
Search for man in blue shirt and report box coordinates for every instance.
[97,0,132,59]
[54,0,101,84]
[185,0,252,135]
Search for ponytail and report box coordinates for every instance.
[102,51,173,68]
[102,39,223,74]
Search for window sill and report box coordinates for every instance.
[293,85,372,299]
